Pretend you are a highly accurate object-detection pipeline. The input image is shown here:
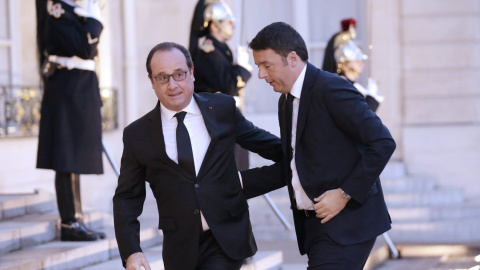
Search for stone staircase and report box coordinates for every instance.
[381,161,480,245]
[0,189,283,270]
[247,159,480,269]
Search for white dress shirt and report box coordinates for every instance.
[288,65,314,210]
[160,97,211,230]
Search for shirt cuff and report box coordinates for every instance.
[238,171,243,188]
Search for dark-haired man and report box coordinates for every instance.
[113,42,283,270]
[248,22,396,270]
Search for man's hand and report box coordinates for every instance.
[313,188,349,224]
[126,252,151,270]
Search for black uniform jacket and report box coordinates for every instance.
[243,63,396,254]
[36,0,104,174]
[113,93,283,270]
[193,35,251,96]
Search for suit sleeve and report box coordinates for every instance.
[241,162,286,199]
[234,107,282,162]
[232,104,286,199]
[323,78,396,204]
[113,128,147,266]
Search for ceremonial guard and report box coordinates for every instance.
[322,18,384,112]
[36,0,105,241]
[189,0,252,170]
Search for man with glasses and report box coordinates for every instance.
[113,42,284,270]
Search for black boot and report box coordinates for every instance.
[60,221,99,241]
[71,173,106,239]
[55,172,102,241]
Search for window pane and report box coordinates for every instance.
[308,0,361,42]
[0,0,9,39]
[0,47,10,84]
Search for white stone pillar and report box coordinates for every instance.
[122,0,139,125]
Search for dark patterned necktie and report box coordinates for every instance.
[175,111,195,177]
[284,93,294,160]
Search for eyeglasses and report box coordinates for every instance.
[153,70,189,84]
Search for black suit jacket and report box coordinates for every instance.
[113,93,282,270]
[244,63,396,254]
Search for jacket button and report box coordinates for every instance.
[194,209,200,215]
[194,184,199,188]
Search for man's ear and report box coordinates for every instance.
[288,51,298,67]
[148,74,155,87]
[210,22,219,34]
[190,66,195,82]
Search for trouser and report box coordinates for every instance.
[195,230,245,270]
[55,172,84,224]
[303,216,376,270]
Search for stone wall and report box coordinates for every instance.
[400,0,480,199]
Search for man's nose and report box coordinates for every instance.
[258,68,266,79]
[167,77,178,89]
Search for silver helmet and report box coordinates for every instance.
[203,0,235,29]
[334,40,368,64]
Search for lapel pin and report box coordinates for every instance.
[209,106,213,110]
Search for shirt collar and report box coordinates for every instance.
[289,64,307,99]
[160,95,200,121]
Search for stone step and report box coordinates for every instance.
[384,189,465,206]
[83,245,282,270]
[249,188,468,219]
[387,217,480,244]
[0,225,162,270]
[82,245,164,270]
[374,245,480,270]
[0,210,106,256]
[381,176,437,192]
[365,238,392,270]
[241,250,283,270]
[0,189,55,221]
[389,202,480,222]
[380,161,407,179]
[255,235,390,270]
[251,181,460,209]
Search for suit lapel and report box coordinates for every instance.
[194,93,219,179]
[146,101,189,176]
[296,63,316,145]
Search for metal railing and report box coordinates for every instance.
[0,85,118,138]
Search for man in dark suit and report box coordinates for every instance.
[246,22,396,269]
[113,42,282,270]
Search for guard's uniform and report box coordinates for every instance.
[321,18,383,112]
[36,0,105,241]
[193,34,251,96]
[37,0,103,174]
[189,0,252,171]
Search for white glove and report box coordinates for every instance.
[74,0,104,24]
[366,78,384,103]
[236,46,252,72]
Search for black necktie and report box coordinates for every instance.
[284,93,294,160]
[175,111,195,177]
